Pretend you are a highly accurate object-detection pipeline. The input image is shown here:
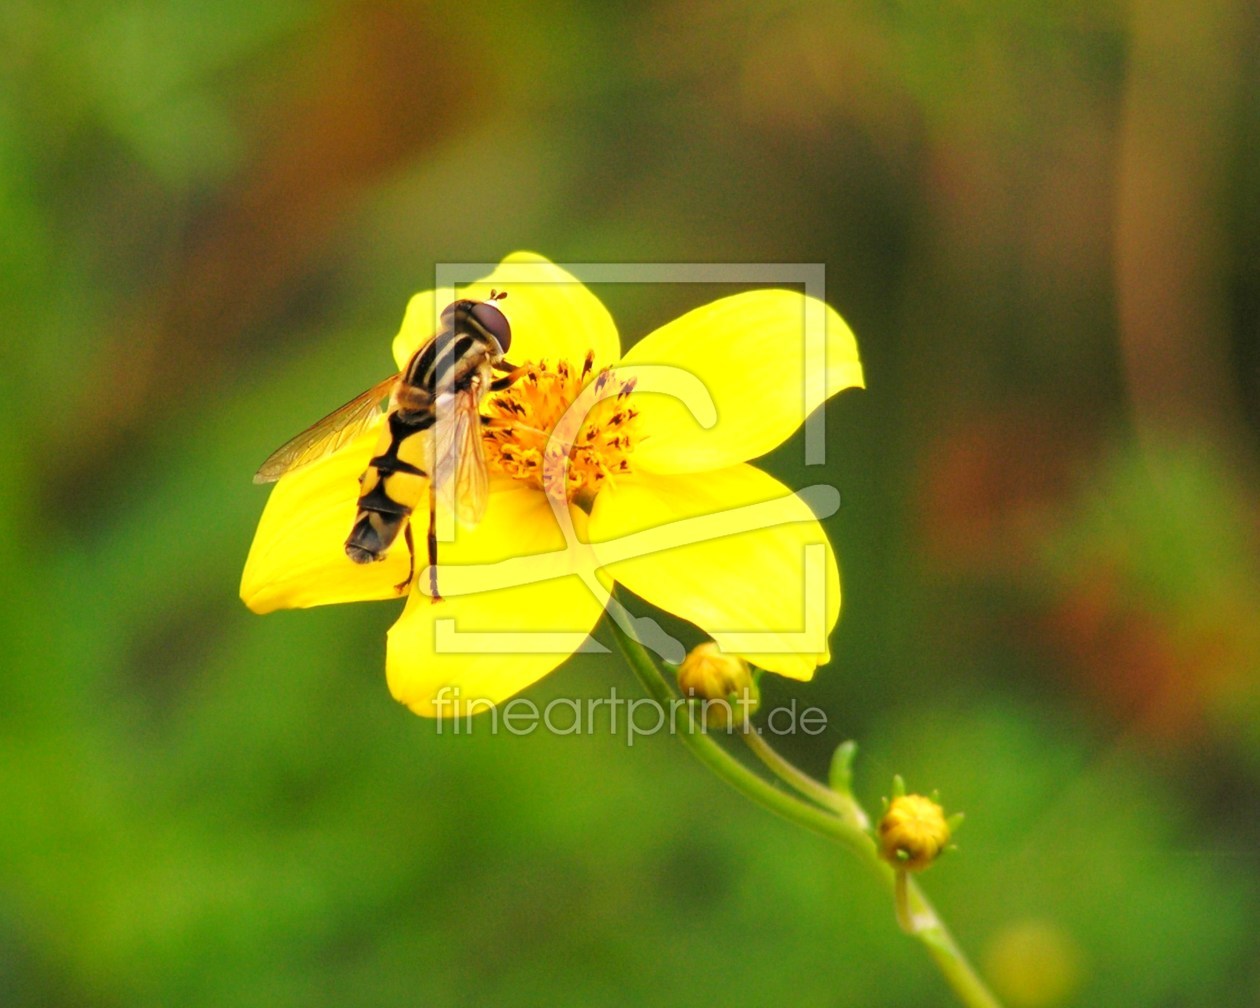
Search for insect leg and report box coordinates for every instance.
[488,368,526,392]
[394,522,415,594]
[427,480,441,603]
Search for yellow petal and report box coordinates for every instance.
[392,251,621,372]
[387,485,610,716]
[618,289,863,473]
[241,424,409,612]
[391,289,438,370]
[588,464,841,680]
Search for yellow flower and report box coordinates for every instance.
[241,252,864,716]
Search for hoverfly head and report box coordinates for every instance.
[468,297,511,354]
[441,292,512,354]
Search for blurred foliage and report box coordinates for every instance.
[2,0,1259,1005]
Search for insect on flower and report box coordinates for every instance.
[253,292,518,601]
[242,252,866,717]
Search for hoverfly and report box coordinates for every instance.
[254,292,517,601]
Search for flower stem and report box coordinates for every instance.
[740,725,869,830]
[610,622,1003,1008]
[610,621,873,860]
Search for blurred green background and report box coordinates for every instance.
[3,1,1258,1005]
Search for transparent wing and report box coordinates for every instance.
[431,384,489,527]
[253,374,398,483]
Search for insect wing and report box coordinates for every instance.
[430,385,489,527]
[253,374,398,483]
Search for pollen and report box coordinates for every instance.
[482,351,639,508]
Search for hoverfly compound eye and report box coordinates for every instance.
[470,299,511,353]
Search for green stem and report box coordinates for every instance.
[610,622,873,860]
[900,878,1003,1008]
[610,623,1003,1008]
[740,726,869,830]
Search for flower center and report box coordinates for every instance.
[482,351,639,509]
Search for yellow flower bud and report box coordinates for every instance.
[878,793,952,872]
[676,643,759,728]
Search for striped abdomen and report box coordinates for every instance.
[344,321,498,566]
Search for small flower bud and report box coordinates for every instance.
[676,643,759,729]
[878,793,952,872]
